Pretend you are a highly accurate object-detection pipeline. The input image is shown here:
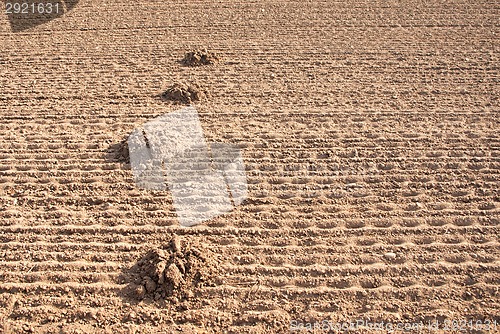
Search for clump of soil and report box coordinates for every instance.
[107,139,129,163]
[181,49,219,66]
[131,236,216,301]
[160,82,207,104]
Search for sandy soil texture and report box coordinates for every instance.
[0,0,498,333]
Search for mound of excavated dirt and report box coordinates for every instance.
[107,139,130,163]
[181,49,219,66]
[161,82,207,104]
[131,236,216,301]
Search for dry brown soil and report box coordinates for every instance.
[0,0,498,333]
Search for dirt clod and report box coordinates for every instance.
[161,82,207,104]
[131,236,216,300]
[133,284,146,299]
[181,49,219,66]
[107,139,130,163]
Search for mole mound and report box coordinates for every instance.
[161,82,207,104]
[130,236,217,301]
[181,49,219,66]
[107,139,130,163]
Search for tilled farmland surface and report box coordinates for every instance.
[0,1,498,333]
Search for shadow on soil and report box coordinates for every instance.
[104,138,130,164]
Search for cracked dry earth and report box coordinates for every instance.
[0,0,499,333]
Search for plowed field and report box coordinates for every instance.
[0,1,498,333]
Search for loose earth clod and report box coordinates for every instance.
[107,139,130,163]
[161,82,207,104]
[181,49,219,66]
[131,236,216,301]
